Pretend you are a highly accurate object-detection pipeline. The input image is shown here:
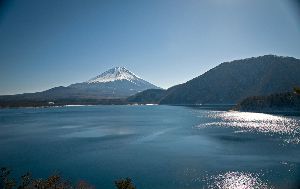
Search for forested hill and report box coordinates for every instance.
[159,55,300,104]
[234,89,300,113]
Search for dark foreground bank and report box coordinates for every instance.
[0,167,135,189]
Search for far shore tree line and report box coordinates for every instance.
[0,168,136,189]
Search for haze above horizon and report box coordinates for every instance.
[0,0,300,95]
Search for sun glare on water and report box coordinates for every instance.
[205,171,271,189]
[195,111,300,144]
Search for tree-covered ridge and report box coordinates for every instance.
[126,89,166,104]
[234,90,300,112]
[160,55,300,104]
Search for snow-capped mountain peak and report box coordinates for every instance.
[67,66,160,97]
[86,67,141,84]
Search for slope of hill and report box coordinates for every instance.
[159,55,300,104]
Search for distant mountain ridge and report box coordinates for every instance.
[0,67,160,102]
[129,55,300,105]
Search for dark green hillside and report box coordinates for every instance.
[234,92,300,112]
[160,55,300,104]
[127,89,166,104]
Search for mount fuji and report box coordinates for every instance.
[0,67,160,103]
[69,67,160,97]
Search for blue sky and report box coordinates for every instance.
[0,0,300,95]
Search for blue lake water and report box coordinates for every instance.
[0,105,300,188]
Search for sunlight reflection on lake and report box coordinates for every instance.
[205,171,271,189]
[195,111,300,144]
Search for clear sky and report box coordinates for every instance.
[0,0,300,95]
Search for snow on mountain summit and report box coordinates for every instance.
[67,66,160,97]
[86,67,141,84]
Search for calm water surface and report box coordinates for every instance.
[0,105,300,189]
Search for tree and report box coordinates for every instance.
[0,168,16,189]
[17,172,31,189]
[114,178,136,189]
[1,167,135,189]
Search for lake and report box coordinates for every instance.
[0,105,299,188]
